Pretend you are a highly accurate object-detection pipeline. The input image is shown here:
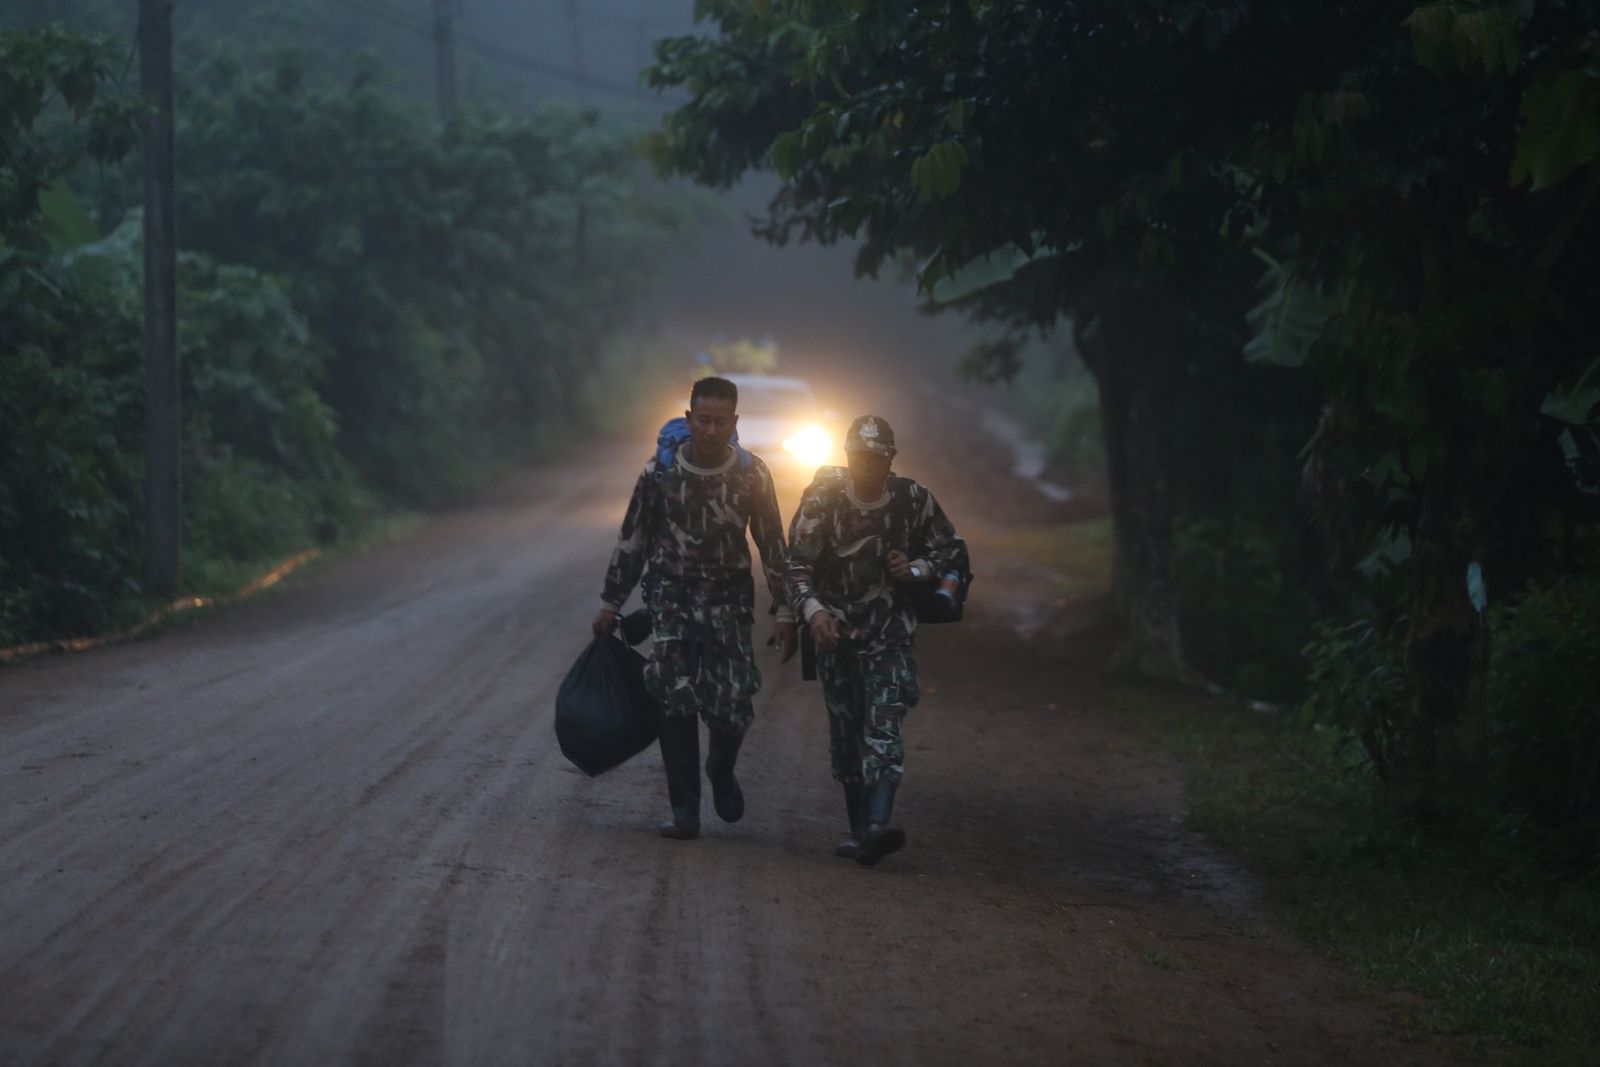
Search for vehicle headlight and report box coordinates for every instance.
[782,424,834,468]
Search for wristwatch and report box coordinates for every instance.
[908,563,925,580]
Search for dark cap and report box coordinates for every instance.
[843,414,896,456]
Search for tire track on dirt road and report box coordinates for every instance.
[2,439,1467,1065]
[2,467,606,1065]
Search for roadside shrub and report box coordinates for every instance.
[3,206,365,642]
[1300,614,1407,778]
[184,453,319,565]
[0,27,144,643]
[1297,573,1600,876]
[333,316,491,507]
[1490,569,1600,872]
[0,321,144,643]
[1177,516,1317,699]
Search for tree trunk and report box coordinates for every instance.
[1077,316,1187,681]
[1382,197,1587,817]
[1390,416,1520,817]
[1091,334,1134,619]
[140,0,181,596]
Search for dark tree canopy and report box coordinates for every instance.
[647,0,1600,823]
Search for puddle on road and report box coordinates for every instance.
[1154,834,1262,916]
[1039,831,1262,918]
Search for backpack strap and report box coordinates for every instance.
[887,474,919,552]
[653,417,749,479]
[811,466,850,507]
[656,444,755,478]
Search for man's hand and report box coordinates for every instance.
[592,608,619,637]
[776,621,798,663]
[887,549,917,583]
[809,610,841,651]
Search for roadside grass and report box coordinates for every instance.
[1177,700,1600,1062]
[1008,517,1600,1063]
[185,508,425,606]
[1,511,427,664]
[1087,686,1597,1064]
[181,509,421,602]
[1160,703,1600,1062]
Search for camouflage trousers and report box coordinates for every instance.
[644,593,759,736]
[817,644,919,785]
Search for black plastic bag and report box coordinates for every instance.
[554,635,661,777]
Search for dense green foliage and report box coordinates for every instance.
[2,28,145,643]
[1488,567,1600,867]
[1,27,695,646]
[159,50,691,504]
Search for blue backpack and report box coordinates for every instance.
[654,417,754,478]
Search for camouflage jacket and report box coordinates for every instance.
[601,445,794,621]
[786,467,966,652]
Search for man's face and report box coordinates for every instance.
[847,448,893,495]
[686,394,738,456]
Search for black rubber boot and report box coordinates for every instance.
[834,783,865,858]
[657,716,701,840]
[704,728,746,823]
[855,780,905,866]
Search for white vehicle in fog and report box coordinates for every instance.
[723,373,838,471]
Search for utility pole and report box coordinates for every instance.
[140,0,180,596]
[566,0,587,106]
[569,0,588,262]
[433,0,458,120]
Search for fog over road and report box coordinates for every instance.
[1,434,1449,1066]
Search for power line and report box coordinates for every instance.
[499,15,696,28]
[327,0,687,106]
[140,0,182,596]
[431,0,456,118]
[339,0,676,103]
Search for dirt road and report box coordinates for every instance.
[1,437,1451,1066]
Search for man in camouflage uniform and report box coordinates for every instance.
[787,415,966,866]
[592,376,798,840]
